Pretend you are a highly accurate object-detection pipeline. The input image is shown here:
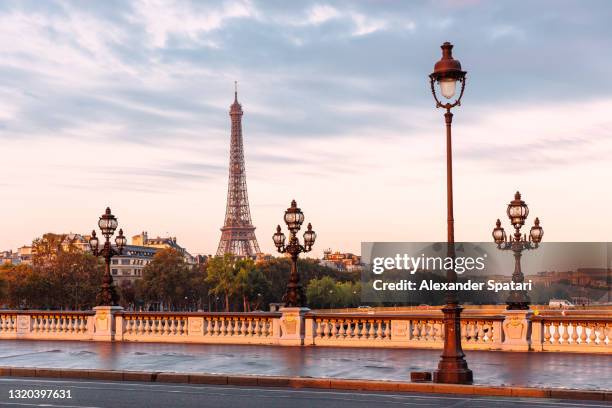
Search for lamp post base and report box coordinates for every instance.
[433,304,473,385]
[433,364,473,384]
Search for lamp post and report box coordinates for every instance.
[273,200,316,307]
[429,42,473,384]
[88,207,127,306]
[492,191,543,310]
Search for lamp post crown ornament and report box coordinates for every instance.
[430,41,467,110]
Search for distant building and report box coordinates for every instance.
[0,250,20,265]
[320,249,363,272]
[61,233,92,253]
[1,246,34,265]
[131,232,196,264]
[111,245,157,284]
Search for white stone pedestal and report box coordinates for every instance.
[278,307,310,346]
[501,310,532,351]
[93,306,123,341]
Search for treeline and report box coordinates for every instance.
[0,234,360,311]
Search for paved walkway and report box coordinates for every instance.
[0,340,609,391]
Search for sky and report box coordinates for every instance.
[1,0,611,257]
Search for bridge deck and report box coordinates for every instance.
[0,340,609,391]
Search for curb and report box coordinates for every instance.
[0,367,609,401]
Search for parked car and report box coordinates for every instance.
[549,299,575,309]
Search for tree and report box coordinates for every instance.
[234,259,271,311]
[205,254,236,312]
[137,248,206,310]
[255,258,356,305]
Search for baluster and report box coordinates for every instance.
[182,318,188,335]
[354,320,362,339]
[322,319,330,338]
[421,321,429,341]
[383,320,390,340]
[368,320,375,339]
[561,322,570,344]
[477,322,485,343]
[588,323,597,344]
[345,320,354,339]
[411,320,419,340]
[338,320,346,338]
[255,318,263,336]
[568,322,577,344]
[315,320,323,338]
[331,320,338,337]
[212,319,219,335]
[544,322,551,344]
[552,322,561,345]
[579,323,587,344]
[205,318,212,335]
[598,323,606,345]
[245,318,253,336]
[376,320,383,339]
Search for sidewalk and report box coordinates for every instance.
[0,340,610,391]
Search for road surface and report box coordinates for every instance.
[0,377,609,408]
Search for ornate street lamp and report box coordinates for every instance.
[492,191,543,310]
[273,200,316,307]
[89,207,127,306]
[429,42,473,385]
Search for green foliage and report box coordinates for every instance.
[306,277,361,309]
[256,257,357,306]
[136,248,206,310]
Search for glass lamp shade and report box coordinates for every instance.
[506,192,529,227]
[492,220,506,244]
[530,218,543,243]
[89,230,99,251]
[303,223,316,246]
[272,225,286,248]
[439,78,457,99]
[98,207,118,236]
[284,200,304,230]
[115,229,127,248]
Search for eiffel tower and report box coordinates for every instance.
[216,83,261,258]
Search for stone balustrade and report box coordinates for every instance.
[0,311,94,340]
[531,313,611,352]
[0,308,610,353]
[304,312,504,350]
[116,312,280,344]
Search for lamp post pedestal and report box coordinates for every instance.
[278,307,310,346]
[501,309,533,351]
[433,304,473,384]
[92,306,123,341]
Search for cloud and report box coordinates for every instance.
[1,0,612,254]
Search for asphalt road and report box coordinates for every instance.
[0,378,609,408]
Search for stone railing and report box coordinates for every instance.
[531,312,611,352]
[116,311,280,345]
[0,311,94,340]
[304,312,504,350]
[0,307,610,353]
